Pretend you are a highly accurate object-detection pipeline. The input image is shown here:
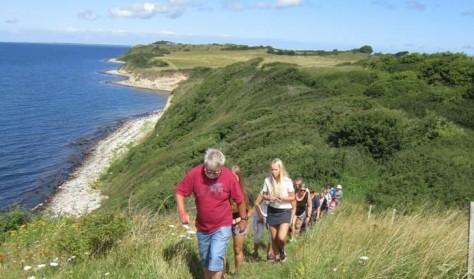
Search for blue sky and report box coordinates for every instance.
[1,0,473,55]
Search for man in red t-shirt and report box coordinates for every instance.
[176,148,247,279]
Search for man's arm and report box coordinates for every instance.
[176,193,190,224]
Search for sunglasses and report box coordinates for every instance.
[205,168,221,175]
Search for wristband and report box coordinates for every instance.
[241,216,248,221]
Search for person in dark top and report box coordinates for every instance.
[291,183,312,240]
[310,190,321,224]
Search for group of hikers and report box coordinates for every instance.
[175,148,343,279]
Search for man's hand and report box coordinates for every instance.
[179,211,190,224]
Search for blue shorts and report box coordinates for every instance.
[196,226,231,271]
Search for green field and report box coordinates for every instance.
[119,42,371,70]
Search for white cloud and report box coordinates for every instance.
[5,18,19,24]
[223,0,305,10]
[405,1,426,11]
[109,1,189,19]
[460,9,474,16]
[274,0,304,8]
[109,3,158,19]
[78,10,99,21]
[372,0,396,10]
[463,44,474,50]
[223,0,246,11]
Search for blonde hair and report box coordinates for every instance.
[270,158,290,195]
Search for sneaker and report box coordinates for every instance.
[267,254,275,261]
[279,249,287,262]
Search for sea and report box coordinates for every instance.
[0,42,169,211]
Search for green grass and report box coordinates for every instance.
[0,204,468,278]
[119,44,370,71]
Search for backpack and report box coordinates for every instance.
[330,188,337,198]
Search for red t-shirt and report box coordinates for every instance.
[175,165,244,233]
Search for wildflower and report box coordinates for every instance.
[186,230,196,234]
[27,276,36,279]
[186,237,193,240]
[179,234,186,238]
[359,256,369,264]
[23,265,32,271]
[105,272,110,276]
[50,262,59,267]
[168,225,175,228]
[37,264,46,270]
[182,224,190,229]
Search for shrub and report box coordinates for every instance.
[54,211,129,259]
[363,83,386,98]
[0,207,31,242]
[462,86,474,100]
[328,109,410,161]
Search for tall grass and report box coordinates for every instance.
[0,203,468,278]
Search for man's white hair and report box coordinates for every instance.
[204,148,226,170]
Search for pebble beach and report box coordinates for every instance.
[46,69,187,217]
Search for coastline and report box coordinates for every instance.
[104,68,188,92]
[46,68,186,217]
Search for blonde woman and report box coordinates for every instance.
[261,158,295,262]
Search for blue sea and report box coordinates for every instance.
[0,42,169,211]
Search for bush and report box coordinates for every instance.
[462,86,474,100]
[328,108,410,161]
[54,211,129,258]
[364,83,386,98]
[367,137,474,211]
[0,207,31,242]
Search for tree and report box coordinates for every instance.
[359,45,373,54]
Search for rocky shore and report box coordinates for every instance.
[46,69,187,217]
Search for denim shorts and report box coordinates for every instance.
[196,226,231,271]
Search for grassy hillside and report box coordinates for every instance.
[99,45,474,213]
[1,43,473,278]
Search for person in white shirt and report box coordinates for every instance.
[261,158,296,263]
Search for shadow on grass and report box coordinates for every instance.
[163,240,203,279]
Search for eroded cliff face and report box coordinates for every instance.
[107,69,188,92]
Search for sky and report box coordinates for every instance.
[1,0,473,55]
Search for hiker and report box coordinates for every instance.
[293,177,303,192]
[309,190,321,224]
[335,184,343,205]
[291,182,312,239]
[260,158,295,262]
[251,192,274,261]
[292,179,310,235]
[229,165,254,276]
[319,190,329,217]
[175,148,247,279]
